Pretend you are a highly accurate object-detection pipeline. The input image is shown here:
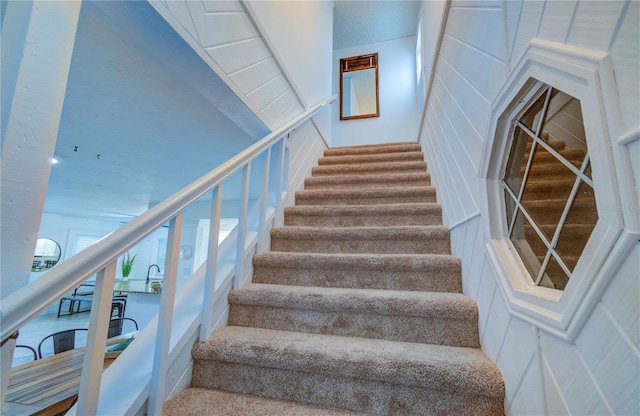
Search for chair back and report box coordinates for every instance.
[15,344,38,361]
[38,328,89,358]
[107,317,138,338]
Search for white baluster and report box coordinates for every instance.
[148,214,183,415]
[258,148,272,253]
[234,163,251,289]
[201,185,222,340]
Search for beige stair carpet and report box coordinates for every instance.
[163,141,505,415]
[519,138,596,290]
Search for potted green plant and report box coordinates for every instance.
[120,252,136,281]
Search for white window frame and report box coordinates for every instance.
[479,39,638,341]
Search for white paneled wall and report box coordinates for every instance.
[151,0,303,130]
[420,1,639,414]
[282,121,326,210]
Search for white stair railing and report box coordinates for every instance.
[1,95,334,415]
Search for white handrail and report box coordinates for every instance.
[0,95,334,343]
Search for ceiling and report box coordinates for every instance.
[43,1,419,222]
[333,1,420,50]
[45,2,267,221]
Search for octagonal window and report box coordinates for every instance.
[502,83,598,291]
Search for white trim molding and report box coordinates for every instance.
[617,127,640,145]
[448,210,481,231]
[479,39,639,342]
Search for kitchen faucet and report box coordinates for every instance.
[146,264,161,285]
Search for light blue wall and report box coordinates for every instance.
[332,36,420,147]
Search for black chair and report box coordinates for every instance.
[15,344,38,361]
[111,294,128,318]
[57,285,94,317]
[37,328,89,358]
[107,317,138,339]
[58,287,127,319]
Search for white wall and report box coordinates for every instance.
[1,1,81,298]
[244,0,334,145]
[419,1,639,415]
[417,0,448,118]
[332,37,420,147]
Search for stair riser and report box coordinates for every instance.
[252,266,461,292]
[318,152,424,165]
[304,178,431,190]
[296,187,436,205]
[521,182,582,200]
[524,226,594,257]
[296,193,436,205]
[284,212,442,227]
[522,168,577,181]
[324,143,421,157]
[526,140,565,152]
[228,305,479,347]
[531,151,585,165]
[311,162,427,177]
[524,206,597,225]
[270,236,451,255]
[192,361,503,416]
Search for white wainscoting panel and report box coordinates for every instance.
[439,34,507,105]
[446,4,507,62]
[475,259,497,343]
[567,1,627,51]
[150,0,304,130]
[610,1,640,132]
[541,358,571,415]
[504,1,523,69]
[537,1,577,43]
[575,302,640,415]
[497,317,540,414]
[506,349,545,416]
[285,121,325,205]
[420,1,639,413]
[510,0,545,66]
[540,330,613,415]
[601,243,640,346]
[480,284,511,363]
[230,58,281,94]
[206,38,271,74]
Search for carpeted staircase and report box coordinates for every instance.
[517,137,596,290]
[163,142,505,415]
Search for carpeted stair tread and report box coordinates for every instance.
[270,225,451,254]
[318,151,424,165]
[329,141,417,149]
[524,198,597,223]
[324,142,420,157]
[192,326,504,399]
[304,172,431,190]
[312,160,427,176]
[521,179,582,200]
[525,224,595,253]
[284,203,442,227]
[228,284,479,346]
[295,186,437,205]
[522,162,578,179]
[178,141,504,415]
[252,252,462,292]
[532,148,585,164]
[162,388,363,416]
[229,284,475,319]
[526,139,566,151]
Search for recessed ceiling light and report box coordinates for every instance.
[50,155,63,164]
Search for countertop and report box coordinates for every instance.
[115,279,162,294]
